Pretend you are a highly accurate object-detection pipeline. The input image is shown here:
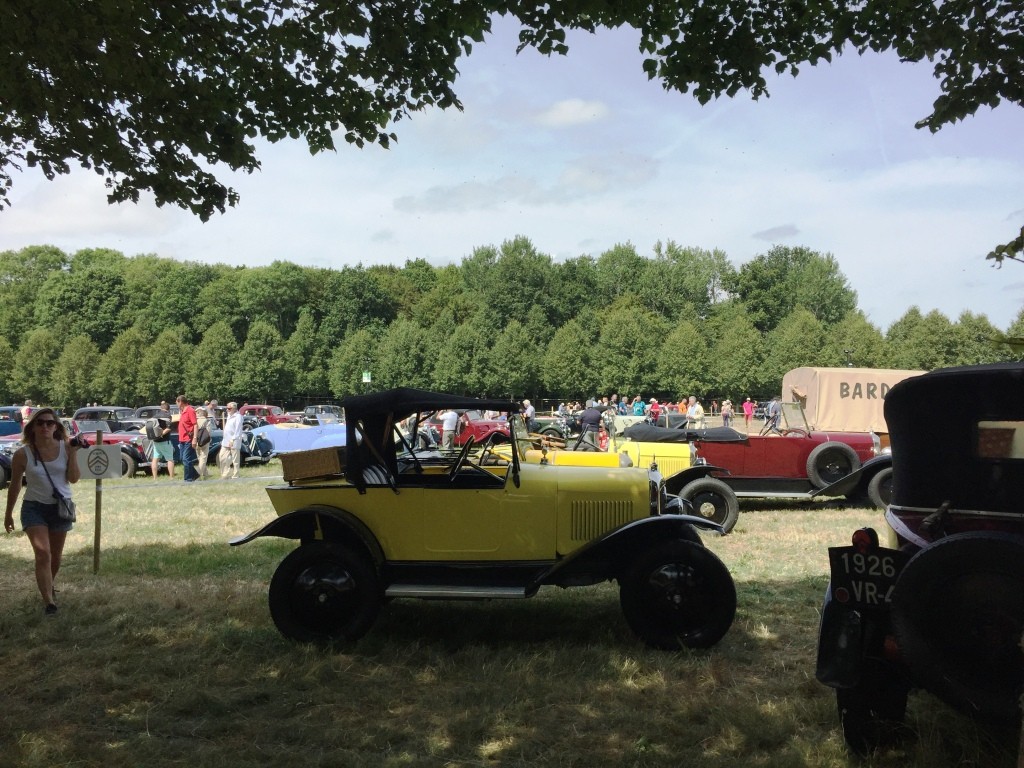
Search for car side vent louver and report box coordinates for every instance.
[571,500,634,541]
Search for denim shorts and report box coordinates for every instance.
[21,498,74,533]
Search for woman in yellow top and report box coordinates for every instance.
[3,407,81,616]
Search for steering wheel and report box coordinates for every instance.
[449,436,476,482]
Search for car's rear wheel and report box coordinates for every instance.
[806,442,860,488]
[679,477,740,533]
[121,452,136,478]
[867,467,893,509]
[619,540,736,650]
[891,532,1024,721]
[269,542,382,644]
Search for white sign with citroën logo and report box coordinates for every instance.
[77,444,122,480]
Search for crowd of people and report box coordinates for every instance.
[141,396,245,483]
[553,393,761,431]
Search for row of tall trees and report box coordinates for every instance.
[1,239,1020,411]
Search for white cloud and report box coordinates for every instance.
[534,99,610,128]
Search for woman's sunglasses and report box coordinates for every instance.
[34,419,58,426]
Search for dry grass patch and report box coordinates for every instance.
[0,476,1017,767]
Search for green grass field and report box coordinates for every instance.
[0,465,1017,767]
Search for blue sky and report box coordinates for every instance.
[3,18,1023,331]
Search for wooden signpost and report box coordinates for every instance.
[75,431,122,573]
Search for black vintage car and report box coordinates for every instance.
[816,363,1024,754]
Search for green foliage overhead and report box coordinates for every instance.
[4,1,1019,227]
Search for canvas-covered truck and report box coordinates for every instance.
[782,367,925,436]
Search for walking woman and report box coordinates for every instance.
[3,408,81,616]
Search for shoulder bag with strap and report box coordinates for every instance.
[32,445,77,522]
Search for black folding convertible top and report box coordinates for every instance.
[886,363,1024,512]
[340,388,521,487]
[623,423,747,444]
[340,387,518,420]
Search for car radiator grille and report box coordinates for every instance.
[570,500,634,541]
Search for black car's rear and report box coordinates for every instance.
[816,363,1024,753]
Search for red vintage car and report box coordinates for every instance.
[691,403,879,498]
[426,409,511,446]
[239,404,301,426]
[636,402,878,504]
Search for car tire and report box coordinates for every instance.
[806,442,860,488]
[679,477,740,533]
[269,541,382,644]
[121,452,136,478]
[836,659,911,756]
[891,531,1024,722]
[867,467,893,509]
[619,540,736,650]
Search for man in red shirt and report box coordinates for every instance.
[176,395,199,482]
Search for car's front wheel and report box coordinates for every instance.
[867,467,893,509]
[269,542,382,644]
[806,442,860,488]
[619,540,736,650]
[679,477,740,533]
[121,452,136,478]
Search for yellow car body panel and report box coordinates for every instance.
[514,441,693,477]
[266,458,655,562]
[616,440,693,477]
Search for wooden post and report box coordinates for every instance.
[93,429,102,574]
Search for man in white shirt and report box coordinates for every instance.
[220,402,244,479]
[439,410,459,450]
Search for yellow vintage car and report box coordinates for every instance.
[232,388,736,650]
[514,430,741,533]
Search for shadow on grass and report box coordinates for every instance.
[0,541,1018,768]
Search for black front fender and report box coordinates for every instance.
[229,506,384,567]
[663,464,730,496]
[535,515,721,590]
[812,454,891,499]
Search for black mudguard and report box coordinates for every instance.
[663,464,730,497]
[532,514,725,591]
[812,454,891,499]
[229,505,385,567]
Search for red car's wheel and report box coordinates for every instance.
[806,442,860,488]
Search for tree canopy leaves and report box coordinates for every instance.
[4,0,1021,232]
[0,239,1019,411]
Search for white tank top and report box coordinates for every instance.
[22,442,73,504]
